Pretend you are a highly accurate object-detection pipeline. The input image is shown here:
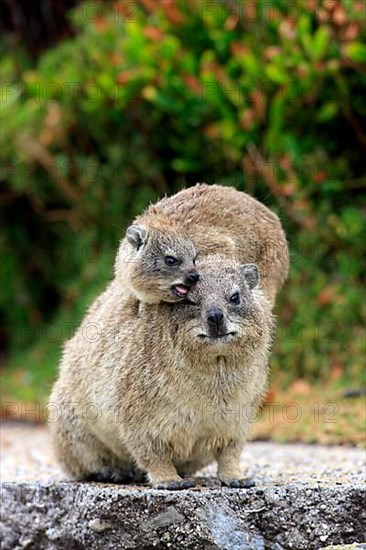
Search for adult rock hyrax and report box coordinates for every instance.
[49,257,273,489]
[119,183,289,306]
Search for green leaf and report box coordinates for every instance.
[317,102,338,122]
[311,26,330,61]
[266,63,289,84]
[345,43,366,63]
[171,158,198,172]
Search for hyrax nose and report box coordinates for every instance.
[207,308,224,327]
[185,270,200,286]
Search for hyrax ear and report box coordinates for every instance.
[241,263,259,289]
[126,225,148,250]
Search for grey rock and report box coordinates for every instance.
[141,506,184,530]
[88,519,112,533]
[1,481,365,549]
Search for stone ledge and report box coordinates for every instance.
[1,480,365,549]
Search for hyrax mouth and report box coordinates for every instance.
[171,284,190,299]
[198,332,238,341]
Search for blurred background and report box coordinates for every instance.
[1,0,365,445]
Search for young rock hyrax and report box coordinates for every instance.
[115,215,199,303]
[122,183,289,306]
[49,257,273,489]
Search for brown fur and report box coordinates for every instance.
[49,257,273,488]
[124,183,289,306]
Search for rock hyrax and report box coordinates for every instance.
[133,183,289,306]
[115,214,199,303]
[49,257,273,489]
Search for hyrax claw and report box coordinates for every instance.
[154,478,196,491]
[221,478,256,489]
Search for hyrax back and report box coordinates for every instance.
[49,257,272,489]
[144,184,289,305]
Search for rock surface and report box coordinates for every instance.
[1,424,365,549]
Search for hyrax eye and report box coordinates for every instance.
[164,256,179,266]
[229,292,241,305]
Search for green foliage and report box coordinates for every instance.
[1,0,365,402]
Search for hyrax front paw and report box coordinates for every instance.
[86,468,136,484]
[219,475,255,489]
[154,478,196,490]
